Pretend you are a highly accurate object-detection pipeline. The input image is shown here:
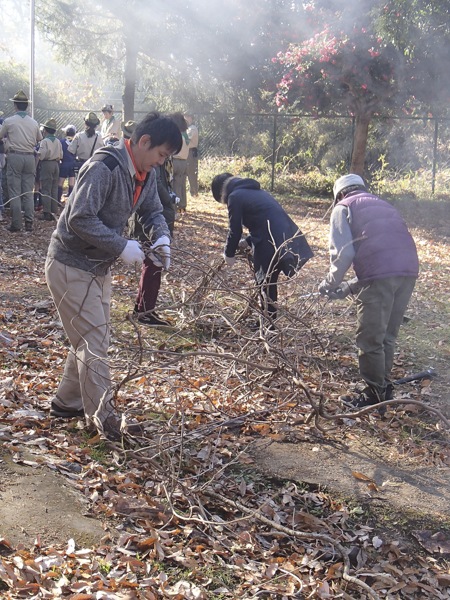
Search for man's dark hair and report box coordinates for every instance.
[132,112,182,154]
[211,173,234,203]
[85,124,97,138]
[65,126,76,137]
[15,101,28,111]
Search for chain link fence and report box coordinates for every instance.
[2,101,450,194]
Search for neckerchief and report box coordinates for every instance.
[182,131,190,145]
[17,111,27,119]
[45,134,56,142]
[125,138,147,206]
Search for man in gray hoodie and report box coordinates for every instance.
[45,112,182,438]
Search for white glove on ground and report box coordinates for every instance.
[224,255,236,267]
[149,235,171,270]
[120,240,145,264]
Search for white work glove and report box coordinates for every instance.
[149,235,171,270]
[224,254,236,268]
[238,238,250,250]
[169,191,180,204]
[120,240,145,264]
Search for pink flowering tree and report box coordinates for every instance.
[274,0,450,176]
[275,22,403,175]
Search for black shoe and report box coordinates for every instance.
[135,311,171,327]
[39,213,53,222]
[385,383,394,401]
[50,401,85,419]
[101,415,144,440]
[25,222,34,232]
[340,387,386,415]
[7,226,21,233]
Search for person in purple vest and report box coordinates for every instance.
[318,174,419,411]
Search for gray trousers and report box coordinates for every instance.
[7,153,35,229]
[172,158,188,209]
[40,160,60,215]
[187,148,198,196]
[355,276,416,395]
[45,258,113,422]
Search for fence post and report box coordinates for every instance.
[271,115,277,192]
[432,118,438,196]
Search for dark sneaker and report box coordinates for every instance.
[385,383,394,401]
[135,311,171,327]
[7,226,21,233]
[39,213,53,222]
[50,401,85,419]
[340,387,387,415]
[25,222,34,232]
[101,415,144,440]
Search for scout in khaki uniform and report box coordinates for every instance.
[0,90,42,232]
[37,118,63,221]
[184,112,199,197]
[100,104,121,143]
[68,112,103,174]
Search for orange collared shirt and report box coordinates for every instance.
[125,138,147,206]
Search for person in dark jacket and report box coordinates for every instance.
[58,124,77,203]
[129,118,180,326]
[318,174,419,410]
[212,173,313,323]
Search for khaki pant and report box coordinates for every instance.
[40,160,60,215]
[45,258,113,421]
[187,148,198,196]
[172,158,188,209]
[355,276,416,395]
[7,153,35,229]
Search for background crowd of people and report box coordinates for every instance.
[0,91,199,232]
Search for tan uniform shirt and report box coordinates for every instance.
[173,135,189,160]
[0,113,42,152]
[68,131,103,160]
[37,136,63,161]
[101,116,122,142]
[187,124,198,148]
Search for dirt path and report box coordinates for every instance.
[0,448,106,548]
[252,434,450,519]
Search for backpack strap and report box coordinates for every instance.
[90,152,119,171]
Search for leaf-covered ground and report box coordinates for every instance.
[0,191,450,600]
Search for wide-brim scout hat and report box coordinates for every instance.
[10,89,29,103]
[101,104,114,112]
[121,120,136,139]
[0,111,3,117]
[84,112,100,126]
[41,118,57,131]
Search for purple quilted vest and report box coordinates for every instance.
[337,192,419,283]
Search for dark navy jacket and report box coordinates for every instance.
[223,177,313,282]
[338,192,419,283]
[60,138,76,168]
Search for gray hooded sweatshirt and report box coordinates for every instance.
[47,139,169,275]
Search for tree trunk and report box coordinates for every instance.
[350,110,372,176]
[122,31,138,122]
